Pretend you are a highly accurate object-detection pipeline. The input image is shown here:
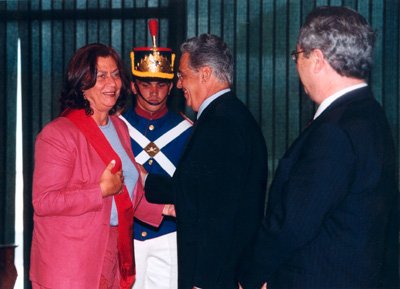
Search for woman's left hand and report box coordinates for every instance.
[99,160,124,197]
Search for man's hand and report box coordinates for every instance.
[162,204,176,217]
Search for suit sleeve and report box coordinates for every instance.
[32,122,103,217]
[132,181,165,227]
[145,174,175,204]
[240,123,356,288]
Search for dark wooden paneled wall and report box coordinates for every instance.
[0,1,398,288]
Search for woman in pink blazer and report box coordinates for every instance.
[30,44,163,289]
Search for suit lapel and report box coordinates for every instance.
[177,92,233,166]
[315,86,371,122]
[282,87,371,158]
[196,92,232,124]
[186,92,232,146]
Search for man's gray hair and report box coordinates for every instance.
[180,34,234,85]
[298,6,376,80]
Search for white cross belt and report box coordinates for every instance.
[120,116,191,177]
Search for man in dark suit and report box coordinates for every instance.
[238,6,399,289]
[142,34,268,289]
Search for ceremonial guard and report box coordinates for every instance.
[120,19,192,289]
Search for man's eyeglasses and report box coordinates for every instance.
[291,50,304,63]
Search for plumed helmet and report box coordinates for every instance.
[130,19,175,80]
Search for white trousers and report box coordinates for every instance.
[133,232,178,289]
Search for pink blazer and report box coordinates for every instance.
[30,115,163,288]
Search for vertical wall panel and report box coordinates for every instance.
[52,20,63,115]
[299,0,316,127]
[99,0,111,38]
[51,0,64,114]
[112,19,123,54]
[64,18,76,72]
[260,0,274,172]
[273,0,289,167]
[248,0,261,121]
[343,0,357,7]
[382,0,399,128]
[41,21,53,123]
[329,0,343,6]
[371,1,384,104]
[0,1,7,244]
[287,1,301,149]
[76,1,88,48]
[64,0,76,78]
[316,0,329,6]
[24,19,42,288]
[134,0,146,50]
[159,18,169,47]
[88,0,99,43]
[222,0,235,47]
[111,1,122,66]
[122,21,134,83]
[99,17,111,45]
[30,21,42,130]
[186,0,197,36]
[0,3,18,245]
[235,0,248,104]
[197,0,209,34]
[357,0,370,24]
[382,1,399,180]
[398,0,400,185]
[209,0,222,36]
[30,0,40,10]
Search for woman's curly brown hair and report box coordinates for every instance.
[59,43,130,115]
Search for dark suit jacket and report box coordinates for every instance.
[145,92,268,289]
[239,87,399,289]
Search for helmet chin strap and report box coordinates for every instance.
[134,83,169,106]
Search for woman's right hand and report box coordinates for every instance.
[99,160,124,197]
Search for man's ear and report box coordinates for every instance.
[200,66,212,82]
[312,49,326,73]
[131,81,137,94]
[168,81,173,94]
